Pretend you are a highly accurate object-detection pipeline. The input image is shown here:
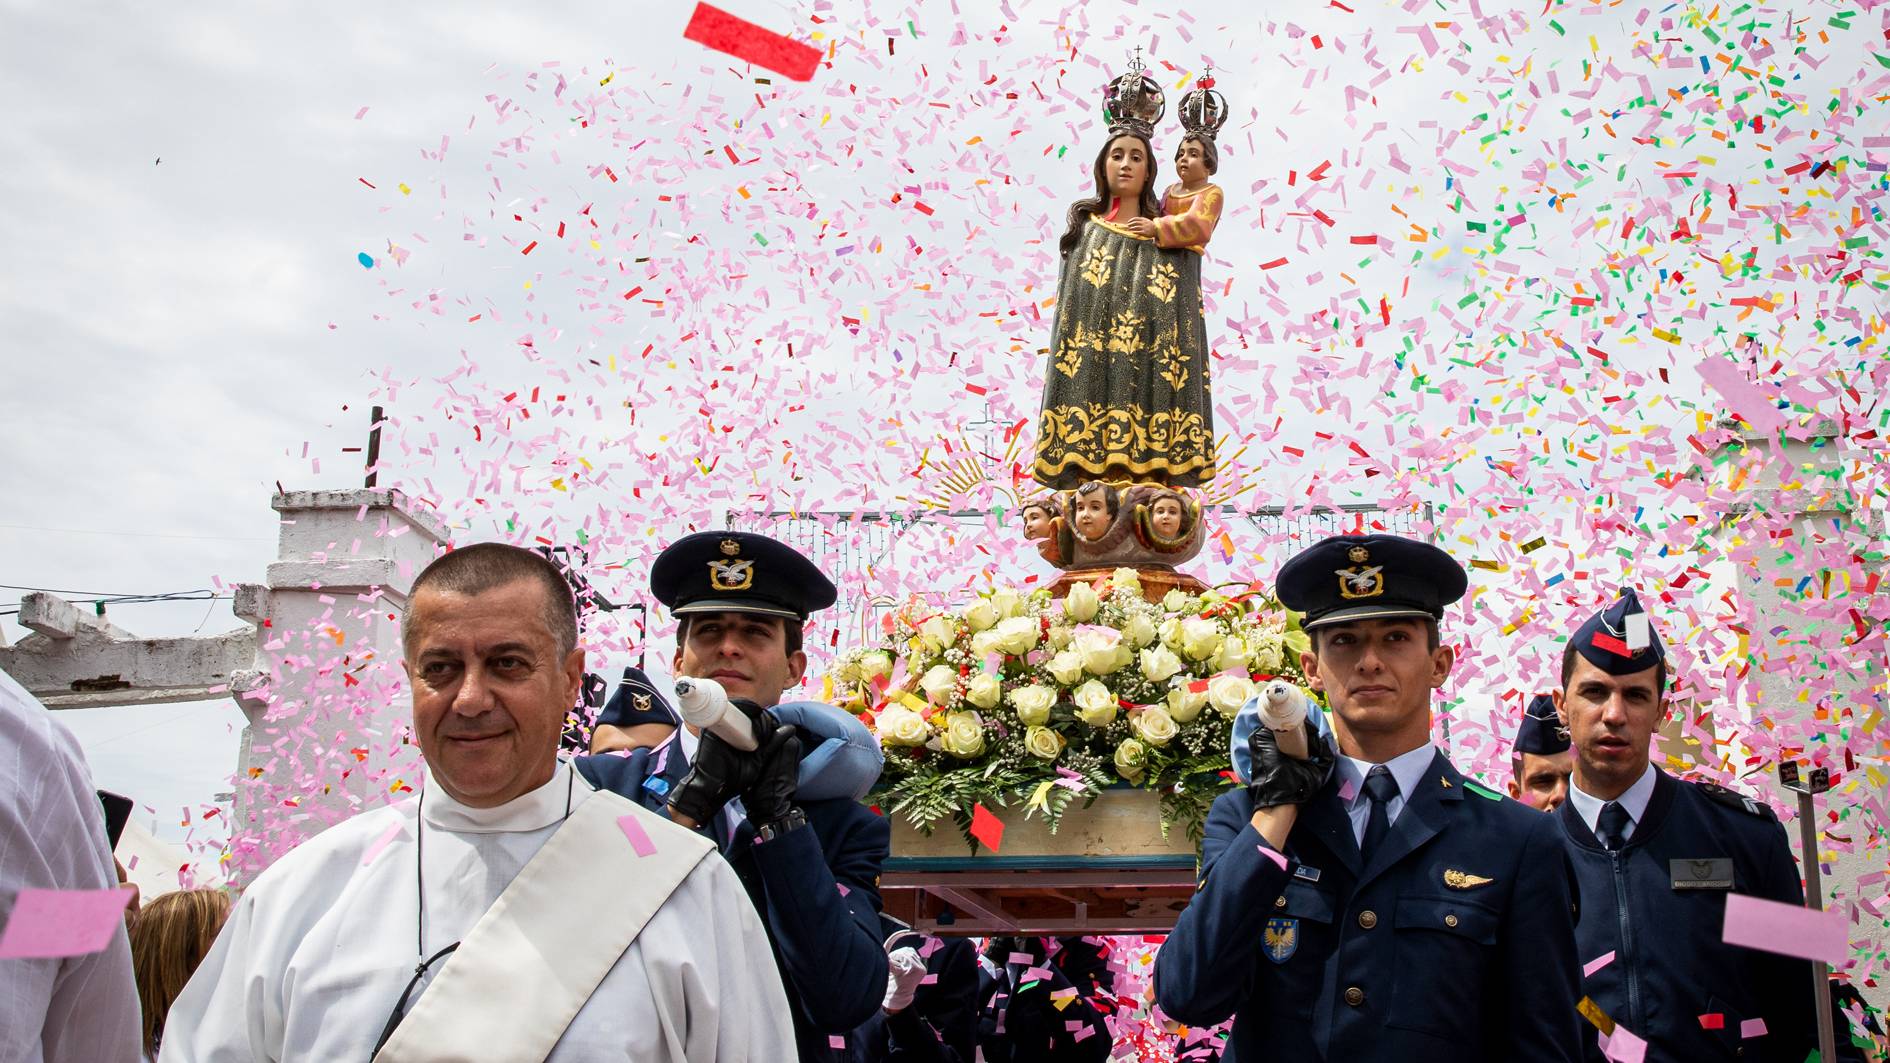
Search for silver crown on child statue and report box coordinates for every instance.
[1176,66,1229,140]
[1102,48,1166,140]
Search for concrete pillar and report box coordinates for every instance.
[1710,420,1889,1000]
[226,489,448,882]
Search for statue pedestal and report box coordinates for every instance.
[1049,565,1207,603]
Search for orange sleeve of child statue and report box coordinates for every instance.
[1154,186,1223,251]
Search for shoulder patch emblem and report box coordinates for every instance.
[1699,782,1775,820]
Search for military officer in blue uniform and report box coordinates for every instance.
[575,531,892,1063]
[1555,590,1820,1061]
[1509,692,1576,811]
[848,914,980,1063]
[1154,533,1583,1062]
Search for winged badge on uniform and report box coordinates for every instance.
[1262,916,1300,963]
[1443,868,1495,890]
[707,558,755,591]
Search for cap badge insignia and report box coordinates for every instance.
[1336,563,1385,599]
[1348,545,1370,564]
[719,539,742,557]
[633,693,652,713]
[708,558,755,591]
[1443,869,1494,890]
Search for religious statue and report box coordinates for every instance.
[1030,54,1223,491]
[1018,57,1227,600]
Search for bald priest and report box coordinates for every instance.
[160,544,793,1062]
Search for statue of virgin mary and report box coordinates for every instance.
[1030,55,1218,490]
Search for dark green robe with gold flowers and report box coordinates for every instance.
[1031,216,1215,489]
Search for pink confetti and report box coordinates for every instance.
[617,814,657,858]
[0,888,133,959]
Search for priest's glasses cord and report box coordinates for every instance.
[370,768,576,1059]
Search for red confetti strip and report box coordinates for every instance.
[683,3,822,82]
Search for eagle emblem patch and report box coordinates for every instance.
[1262,917,1300,963]
[1444,869,1495,890]
[708,558,755,591]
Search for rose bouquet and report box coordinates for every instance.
[824,568,1311,842]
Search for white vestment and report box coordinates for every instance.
[159,761,793,1062]
[0,668,142,1063]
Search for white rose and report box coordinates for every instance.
[938,711,986,758]
[994,616,1041,655]
[964,598,999,633]
[1121,612,1157,648]
[1024,726,1065,760]
[969,630,1003,658]
[965,672,1002,710]
[879,707,930,747]
[859,651,893,681]
[1132,705,1179,747]
[1140,646,1184,683]
[1167,685,1208,722]
[1072,680,1119,727]
[1162,589,1191,612]
[1008,684,1057,726]
[920,615,957,652]
[1114,738,1147,781]
[1180,617,1225,661]
[833,657,862,685]
[1207,673,1256,717]
[1113,643,1136,672]
[990,588,1024,620]
[1046,624,1074,650]
[920,665,958,705]
[1248,632,1286,675]
[1046,649,1086,686]
[1159,617,1186,651]
[1063,582,1100,623]
[1215,637,1248,675]
[1074,627,1125,675]
[1110,567,1142,592]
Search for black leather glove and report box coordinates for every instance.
[1247,719,1335,809]
[668,731,759,826]
[739,723,802,829]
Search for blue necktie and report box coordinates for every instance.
[1597,801,1632,850]
[1360,766,1399,860]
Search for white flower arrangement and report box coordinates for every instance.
[824,569,1312,836]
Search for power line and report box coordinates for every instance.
[0,522,272,543]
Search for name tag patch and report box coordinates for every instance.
[1670,857,1734,890]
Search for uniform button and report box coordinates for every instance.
[1357,910,1378,929]
[1274,896,1287,909]
[1344,986,1365,1006]
[1444,914,1459,928]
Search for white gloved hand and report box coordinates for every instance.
[882,947,927,1013]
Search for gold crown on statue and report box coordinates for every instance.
[1177,66,1229,140]
[1102,48,1166,140]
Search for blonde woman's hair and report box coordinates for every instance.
[131,888,233,1057]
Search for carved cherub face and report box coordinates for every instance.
[1073,490,1113,540]
[1104,136,1149,200]
[1151,497,1185,539]
[1021,504,1053,542]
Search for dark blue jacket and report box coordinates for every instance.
[1154,749,1583,1063]
[975,938,1112,1063]
[850,924,979,1063]
[575,744,891,1063]
[1558,769,1818,1062]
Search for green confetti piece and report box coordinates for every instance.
[753,233,769,246]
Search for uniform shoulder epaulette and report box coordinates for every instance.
[1696,781,1779,821]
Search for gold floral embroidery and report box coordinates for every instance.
[1033,403,1214,482]
[1105,309,1146,355]
[1079,245,1115,288]
[1146,261,1178,304]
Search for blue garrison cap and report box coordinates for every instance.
[1513,694,1570,756]
[1276,534,1468,630]
[596,666,681,729]
[1571,589,1666,677]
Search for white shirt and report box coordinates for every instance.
[1568,763,1658,844]
[159,760,793,1062]
[0,668,142,1063]
[1335,743,1439,848]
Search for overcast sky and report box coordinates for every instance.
[6,0,1875,852]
